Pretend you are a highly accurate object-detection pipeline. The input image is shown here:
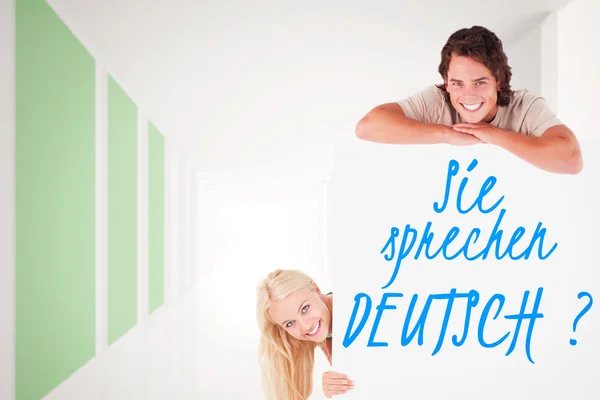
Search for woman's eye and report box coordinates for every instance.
[286,321,294,328]
[302,305,309,313]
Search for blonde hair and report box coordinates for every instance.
[256,269,320,400]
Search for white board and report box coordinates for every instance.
[330,138,600,399]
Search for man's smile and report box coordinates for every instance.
[460,102,484,112]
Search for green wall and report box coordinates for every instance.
[15,0,96,399]
[148,122,165,314]
[107,75,138,344]
[16,1,168,398]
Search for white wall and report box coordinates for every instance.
[541,11,559,113]
[43,85,189,398]
[0,1,15,399]
[38,30,191,400]
[179,160,193,291]
[166,142,181,302]
[43,286,201,400]
[194,176,332,399]
[506,22,543,94]
[554,0,599,140]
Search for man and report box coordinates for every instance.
[355,25,583,175]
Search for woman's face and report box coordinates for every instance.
[267,286,331,343]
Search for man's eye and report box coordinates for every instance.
[476,81,486,85]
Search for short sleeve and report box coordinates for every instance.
[396,86,444,124]
[523,97,563,137]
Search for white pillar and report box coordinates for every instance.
[179,159,189,291]
[164,139,172,303]
[195,173,214,288]
[137,111,149,321]
[0,1,15,399]
[190,169,198,286]
[167,144,181,301]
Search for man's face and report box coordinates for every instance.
[445,54,500,123]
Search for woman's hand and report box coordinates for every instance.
[322,371,354,398]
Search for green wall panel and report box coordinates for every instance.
[148,122,165,314]
[15,0,96,399]
[107,75,138,344]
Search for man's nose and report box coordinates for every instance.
[466,84,477,95]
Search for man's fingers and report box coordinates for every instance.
[451,125,479,136]
[454,122,484,127]
[453,126,474,133]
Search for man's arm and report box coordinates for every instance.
[355,103,480,146]
[492,125,583,175]
[452,123,583,175]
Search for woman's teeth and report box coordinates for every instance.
[307,320,320,336]
[461,102,483,111]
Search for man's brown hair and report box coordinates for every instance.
[436,25,513,106]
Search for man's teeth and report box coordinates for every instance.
[462,102,483,111]
[307,320,320,336]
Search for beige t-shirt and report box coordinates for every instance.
[397,85,563,137]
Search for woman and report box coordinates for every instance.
[256,269,355,399]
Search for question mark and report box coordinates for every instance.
[570,291,593,346]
